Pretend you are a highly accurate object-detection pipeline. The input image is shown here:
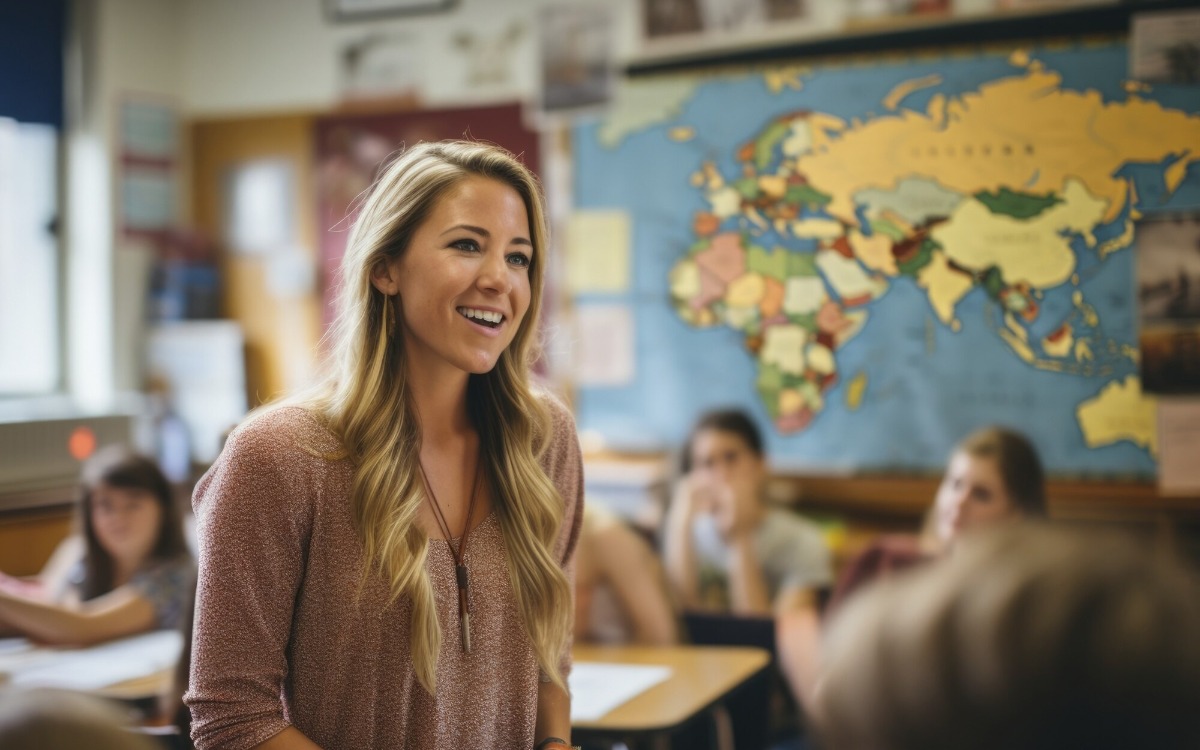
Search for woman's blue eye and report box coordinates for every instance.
[507,252,531,268]
[451,239,480,252]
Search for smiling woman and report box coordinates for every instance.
[187,141,583,750]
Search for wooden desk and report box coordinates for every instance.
[572,643,771,746]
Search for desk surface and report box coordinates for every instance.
[0,630,180,701]
[572,643,770,733]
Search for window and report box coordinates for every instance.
[0,117,60,394]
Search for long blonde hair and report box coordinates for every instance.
[307,140,569,694]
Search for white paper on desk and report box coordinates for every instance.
[569,661,671,722]
[1,630,182,691]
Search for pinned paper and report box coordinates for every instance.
[566,210,631,294]
[1157,399,1200,496]
[573,303,635,387]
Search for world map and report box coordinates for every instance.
[571,43,1200,477]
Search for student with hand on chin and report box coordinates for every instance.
[664,409,831,710]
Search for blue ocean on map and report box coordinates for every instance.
[571,42,1199,478]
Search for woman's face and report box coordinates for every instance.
[378,175,533,379]
[90,483,163,565]
[934,451,1016,546]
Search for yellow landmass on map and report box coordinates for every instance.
[1073,290,1099,326]
[1076,376,1158,456]
[999,328,1036,364]
[804,113,849,153]
[780,388,804,416]
[916,250,973,329]
[1097,216,1136,259]
[1043,326,1074,358]
[783,276,827,315]
[817,249,887,302]
[765,65,809,94]
[807,343,835,374]
[762,324,808,375]
[794,66,1200,225]
[790,218,844,239]
[883,74,943,111]
[725,274,765,330]
[933,179,1107,288]
[726,273,765,308]
[668,126,696,142]
[1075,339,1093,363]
[849,229,897,275]
[846,372,868,410]
[669,259,701,301]
[1004,312,1028,342]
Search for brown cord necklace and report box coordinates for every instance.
[417,456,481,654]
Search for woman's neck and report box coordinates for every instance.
[405,361,472,444]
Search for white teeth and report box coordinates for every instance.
[458,307,504,324]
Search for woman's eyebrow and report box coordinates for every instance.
[440,223,532,246]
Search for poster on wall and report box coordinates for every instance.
[569,41,1199,478]
[119,97,178,240]
[314,104,540,329]
[1136,214,1200,395]
[539,4,614,114]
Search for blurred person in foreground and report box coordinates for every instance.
[0,687,158,750]
[815,522,1200,750]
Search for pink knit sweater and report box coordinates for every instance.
[186,399,583,749]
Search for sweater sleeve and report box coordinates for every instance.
[185,409,318,750]
[540,394,585,680]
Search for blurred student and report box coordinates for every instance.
[0,688,159,750]
[0,447,194,646]
[815,523,1200,750]
[826,425,1046,612]
[574,503,678,646]
[663,408,830,714]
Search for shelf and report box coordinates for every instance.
[626,0,1196,76]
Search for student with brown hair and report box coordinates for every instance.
[826,424,1046,613]
[187,141,583,750]
[0,446,194,645]
[816,522,1200,750]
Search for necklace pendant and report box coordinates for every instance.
[456,564,470,596]
[460,611,472,654]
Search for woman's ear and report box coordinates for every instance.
[370,257,399,296]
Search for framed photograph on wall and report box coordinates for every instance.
[324,0,455,23]
[1135,214,1200,395]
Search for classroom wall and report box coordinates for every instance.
[65,0,187,408]
[179,0,641,117]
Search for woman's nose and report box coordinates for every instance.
[476,252,511,294]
